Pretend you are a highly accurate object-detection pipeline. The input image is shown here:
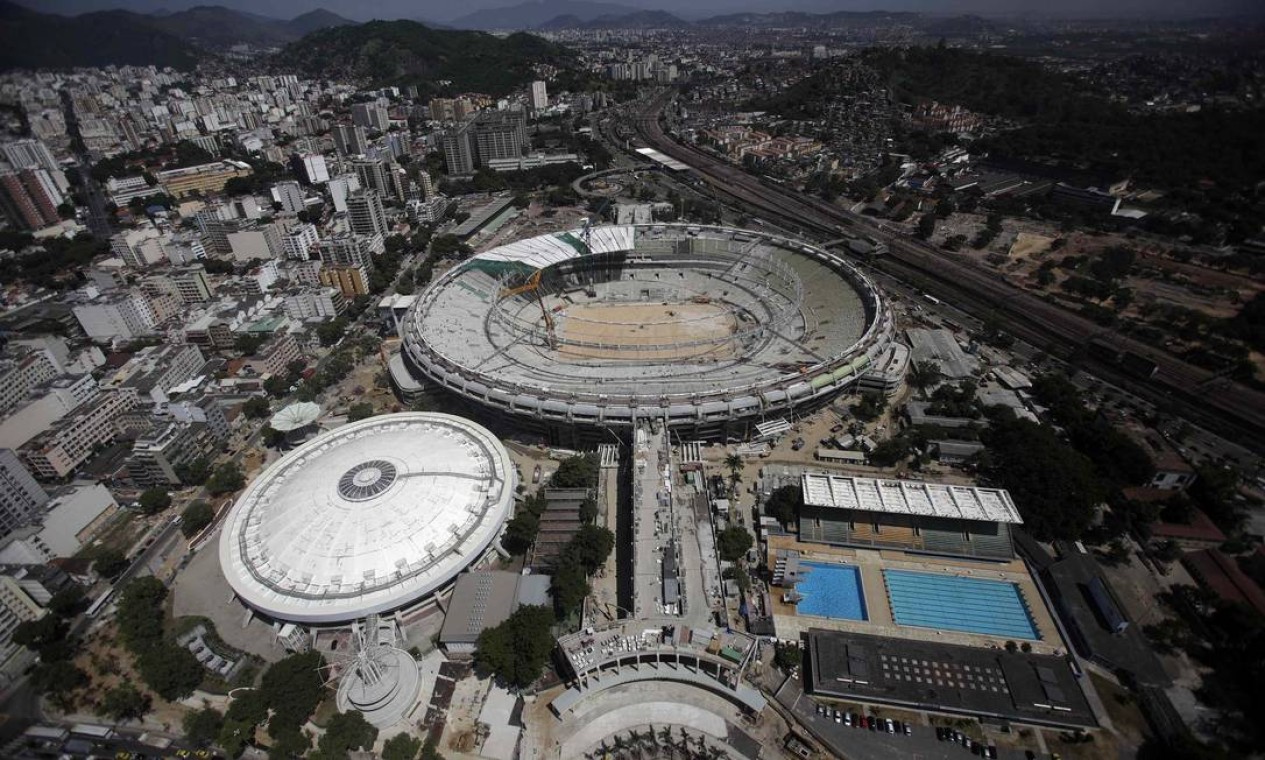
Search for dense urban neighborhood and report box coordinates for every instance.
[0,2,1262,760]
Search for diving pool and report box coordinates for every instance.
[884,569,1040,640]
[795,561,868,621]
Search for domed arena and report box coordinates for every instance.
[401,223,894,439]
[218,412,516,624]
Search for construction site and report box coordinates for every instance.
[401,223,896,443]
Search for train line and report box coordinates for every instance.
[628,92,1265,452]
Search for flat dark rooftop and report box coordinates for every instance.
[807,629,1096,728]
[1041,542,1170,686]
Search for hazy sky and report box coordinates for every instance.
[20,0,1264,23]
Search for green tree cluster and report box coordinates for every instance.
[474,605,555,688]
[137,488,172,515]
[717,525,753,563]
[180,501,215,538]
[206,462,245,496]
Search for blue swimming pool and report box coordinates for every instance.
[884,569,1040,640]
[795,561,868,620]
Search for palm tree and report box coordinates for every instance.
[724,453,743,493]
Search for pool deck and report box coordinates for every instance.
[767,535,1065,656]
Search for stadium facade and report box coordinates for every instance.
[401,224,895,442]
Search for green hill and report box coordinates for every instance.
[0,1,198,71]
[272,20,570,96]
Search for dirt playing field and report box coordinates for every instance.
[555,302,739,361]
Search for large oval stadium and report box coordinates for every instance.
[218,413,516,624]
[401,224,894,439]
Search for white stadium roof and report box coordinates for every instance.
[269,401,321,432]
[468,225,634,272]
[801,474,1022,525]
[219,413,516,623]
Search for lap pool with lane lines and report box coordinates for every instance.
[883,569,1040,640]
[794,561,868,620]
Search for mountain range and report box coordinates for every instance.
[0,1,354,71]
[271,20,570,96]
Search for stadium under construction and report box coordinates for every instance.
[400,224,897,443]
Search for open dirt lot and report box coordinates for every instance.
[556,302,738,361]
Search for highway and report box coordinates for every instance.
[627,90,1265,453]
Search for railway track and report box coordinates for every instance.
[629,93,1265,452]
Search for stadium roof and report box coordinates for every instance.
[269,401,321,432]
[467,225,634,273]
[635,147,691,172]
[219,413,515,623]
[801,474,1022,524]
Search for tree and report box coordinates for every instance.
[264,375,291,397]
[261,426,287,449]
[207,462,245,496]
[177,456,213,487]
[774,642,802,671]
[383,733,424,760]
[312,710,378,759]
[137,488,172,515]
[116,576,167,651]
[316,317,349,347]
[259,651,327,737]
[46,585,86,618]
[270,728,312,759]
[566,524,615,573]
[242,396,271,419]
[235,333,267,355]
[12,615,67,652]
[183,707,224,746]
[550,562,590,617]
[550,453,599,489]
[916,213,937,240]
[907,360,943,393]
[93,548,129,579]
[718,525,753,563]
[31,660,88,705]
[181,500,215,537]
[98,683,150,721]
[765,485,803,527]
[980,414,1106,540]
[138,644,204,701]
[851,392,887,422]
[502,512,539,556]
[347,402,375,422]
[420,737,446,760]
[724,453,743,491]
[217,716,257,759]
[579,496,598,524]
[474,605,555,688]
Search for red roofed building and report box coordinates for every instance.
[1182,549,1265,617]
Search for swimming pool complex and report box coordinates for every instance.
[884,569,1040,640]
[794,561,868,621]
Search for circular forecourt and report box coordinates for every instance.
[402,223,894,437]
[218,412,516,624]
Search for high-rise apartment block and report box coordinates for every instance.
[0,448,47,536]
[352,102,390,131]
[271,180,305,213]
[333,124,368,156]
[530,80,548,110]
[346,189,388,239]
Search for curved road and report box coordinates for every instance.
[629,90,1265,452]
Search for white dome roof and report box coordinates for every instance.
[218,413,515,623]
[269,401,322,432]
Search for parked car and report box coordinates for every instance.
[903,723,912,737]
[885,718,895,734]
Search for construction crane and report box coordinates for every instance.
[499,269,557,349]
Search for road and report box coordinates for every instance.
[626,89,1265,453]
